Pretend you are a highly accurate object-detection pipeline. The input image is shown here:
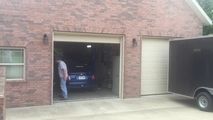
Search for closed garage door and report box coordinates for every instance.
[141,38,169,95]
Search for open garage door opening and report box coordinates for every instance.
[53,42,120,102]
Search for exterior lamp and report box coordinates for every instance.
[132,38,137,47]
[43,34,49,45]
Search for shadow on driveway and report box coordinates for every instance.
[168,94,197,109]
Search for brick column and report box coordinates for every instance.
[0,67,5,120]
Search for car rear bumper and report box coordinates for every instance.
[67,81,96,89]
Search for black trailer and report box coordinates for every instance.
[169,36,213,111]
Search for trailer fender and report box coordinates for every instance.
[194,87,213,97]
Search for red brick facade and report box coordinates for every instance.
[0,0,202,107]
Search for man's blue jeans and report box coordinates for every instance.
[60,78,68,99]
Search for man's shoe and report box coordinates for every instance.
[60,97,68,100]
[59,95,68,100]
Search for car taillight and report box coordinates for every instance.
[92,75,95,80]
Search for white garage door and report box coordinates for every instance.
[141,38,169,95]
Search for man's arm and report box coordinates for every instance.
[62,69,68,80]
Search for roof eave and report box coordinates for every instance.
[185,0,212,25]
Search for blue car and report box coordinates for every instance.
[66,64,96,90]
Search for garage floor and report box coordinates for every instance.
[54,88,118,102]
[6,94,213,120]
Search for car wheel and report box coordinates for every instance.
[196,92,213,111]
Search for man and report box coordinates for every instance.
[57,58,68,99]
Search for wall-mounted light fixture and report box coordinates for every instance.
[43,34,48,45]
[132,38,137,47]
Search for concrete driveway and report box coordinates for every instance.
[6,94,213,120]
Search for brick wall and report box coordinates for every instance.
[0,0,203,107]
[0,67,6,120]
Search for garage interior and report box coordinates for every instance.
[53,42,120,102]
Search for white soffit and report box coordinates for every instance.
[185,0,212,25]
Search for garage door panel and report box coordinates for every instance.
[142,80,168,84]
[141,80,167,88]
[54,32,121,44]
[142,60,168,64]
[142,67,168,73]
[142,63,168,68]
[142,67,168,71]
[141,38,169,95]
[142,85,168,94]
[142,75,168,80]
[142,56,169,60]
[143,70,167,74]
[142,84,168,89]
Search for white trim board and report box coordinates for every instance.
[54,32,122,44]
[185,0,212,25]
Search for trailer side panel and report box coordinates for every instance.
[169,37,213,97]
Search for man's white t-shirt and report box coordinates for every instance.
[58,60,68,79]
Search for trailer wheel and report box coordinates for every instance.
[196,92,213,111]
